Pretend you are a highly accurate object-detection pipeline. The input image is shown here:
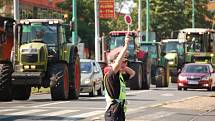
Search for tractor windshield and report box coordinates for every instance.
[186,33,206,52]
[162,42,179,53]
[109,35,135,59]
[140,44,157,58]
[21,24,57,46]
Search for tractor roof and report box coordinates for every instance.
[18,19,64,24]
[109,31,138,36]
[162,39,186,43]
[179,28,215,34]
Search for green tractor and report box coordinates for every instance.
[177,28,215,66]
[161,39,186,83]
[8,19,80,101]
[139,41,169,87]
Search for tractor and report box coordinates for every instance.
[106,31,151,90]
[161,39,186,83]
[139,41,169,87]
[0,16,15,101]
[0,19,81,101]
[177,28,215,67]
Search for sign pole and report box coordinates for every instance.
[95,0,100,61]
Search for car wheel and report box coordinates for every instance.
[207,86,212,91]
[178,86,182,90]
[89,85,95,97]
[97,82,103,96]
[183,88,187,91]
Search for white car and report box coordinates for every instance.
[80,59,103,96]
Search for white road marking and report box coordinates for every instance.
[162,93,174,96]
[67,110,104,120]
[0,109,17,113]
[31,101,70,108]
[27,110,79,120]
[127,90,152,95]
[136,111,175,120]
[0,109,46,120]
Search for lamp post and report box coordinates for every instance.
[146,0,150,42]
[72,0,78,45]
[192,0,195,28]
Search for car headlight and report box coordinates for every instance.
[178,75,187,81]
[202,76,210,80]
[84,79,91,84]
[168,61,174,65]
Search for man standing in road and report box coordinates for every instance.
[103,34,130,121]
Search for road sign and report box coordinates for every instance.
[124,15,132,25]
[99,0,115,19]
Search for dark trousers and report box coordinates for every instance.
[104,103,125,121]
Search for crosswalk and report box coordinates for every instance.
[0,107,176,121]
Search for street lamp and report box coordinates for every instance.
[192,0,195,28]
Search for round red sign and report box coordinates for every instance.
[124,15,132,25]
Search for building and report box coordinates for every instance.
[0,0,64,19]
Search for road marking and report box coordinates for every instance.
[27,110,79,120]
[136,111,175,120]
[0,109,17,113]
[162,93,174,97]
[127,90,152,95]
[0,109,46,120]
[31,101,70,107]
[67,110,104,120]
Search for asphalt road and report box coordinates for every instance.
[0,83,214,121]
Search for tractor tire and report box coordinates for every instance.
[164,68,169,87]
[12,85,31,100]
[142,58,151,90]
[155,67,165,87]
[50,63,69,101]
[0,64,13,101]
[68,55,80,100]
[129,62,142,90]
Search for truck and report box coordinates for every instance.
[139,41,169,87]
[0,19,81,101]
[161,39,186,83]
[0,16,15,101]
[106,31,151,90]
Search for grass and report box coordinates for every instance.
[31,87,50,94]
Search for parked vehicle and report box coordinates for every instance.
[80,59,103,96]
[177,63,215,91]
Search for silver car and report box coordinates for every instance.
[80,59,103,96]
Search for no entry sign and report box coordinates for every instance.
[124,15,132,25]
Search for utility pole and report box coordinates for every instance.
[192,0,195,28]
[94,0,100,61]
[72,0,78,45]
[146,0,150,42]
[138,0,142,43]
[13,0,20,20]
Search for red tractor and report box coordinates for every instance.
[104,31,151,90]
[0,16,15,101]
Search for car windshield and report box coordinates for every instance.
[21,24,57,45]
[80,62,92,73]
[183,65,209,73]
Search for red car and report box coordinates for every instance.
[177,63,215,91]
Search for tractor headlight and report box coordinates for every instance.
[210,54,214,57]
[24,65,30,69]
[168,61,174,65]
[21,48,37,53]
[30,65,36,69]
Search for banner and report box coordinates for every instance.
[99,0,114,19]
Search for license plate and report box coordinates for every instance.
[188,80,198,85]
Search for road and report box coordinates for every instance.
[0,83,214,121]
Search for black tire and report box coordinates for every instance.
[0,64,13,101]
[97,82,103,96]
[142,58,151,90]
[207,86,212,91]
[12,85,31,100]
[164,68,169,87]
[49,63,69,101]
[183,88,187,91]
[129,63,142,90]
[156,67,165,87]
[68,55,80,100]
[89,85,96,97]
[178,86,182,90]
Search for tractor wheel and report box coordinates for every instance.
[142,58,151,89]
[12,85,31,100]
[68,55,80,99]
[0,64,13,101]
[155,67,165,87]
[129,63,142,90]
[164,68,169,87]
[50,63,69,101]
